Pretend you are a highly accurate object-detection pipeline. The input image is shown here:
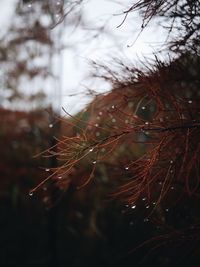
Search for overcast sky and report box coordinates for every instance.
[0,0,167,114]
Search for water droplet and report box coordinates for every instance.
[29,191,33,197]
[49,124,53,128]
[45,168,50,172]
[188,100,192,104]
[28,3,32,8]
[89,148,94,152]
[170,160,173,164]
[159,181,162,185]
[125,166,129,170]
[152,202,156,205]
[145,121,149,125]
[125,204,129,207]
[111,105,115,109]
[146,205,150,209]
[58,176,62,179]
[141,106,146,110]
[142,197,146,201]
[165,208,169,212]
[95,123,99,127]
[112,118,116,123]
[171,186,174,190]
[131,205,136,209]
[99,111,103,116]
[92,161,97,164]
[56,1,61,5]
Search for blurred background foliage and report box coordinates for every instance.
[0,0,200,267]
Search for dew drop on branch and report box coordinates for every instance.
[141,106,146,110]
[131,205,136,209]
[188,100,192,104]
[29,191,33,197]
[49,124,53,128]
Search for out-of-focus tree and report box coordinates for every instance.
[0,0,84,109]
[0,1,50,108]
